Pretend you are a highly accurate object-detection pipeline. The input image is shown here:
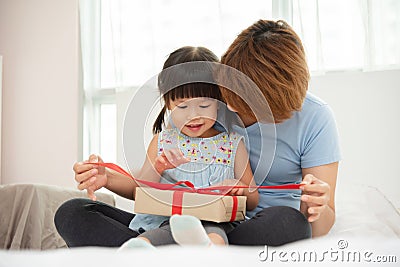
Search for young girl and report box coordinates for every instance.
[122,46,258,248]
[56,46,258,248]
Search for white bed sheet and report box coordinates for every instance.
[1,182,399,267]
[1,237,399,267]
[330,182,400,238]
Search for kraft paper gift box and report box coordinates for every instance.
[134,187,247,223]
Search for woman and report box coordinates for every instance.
[220,19,341,245]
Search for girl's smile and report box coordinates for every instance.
[185,123,203,132]
[168,97,219,138]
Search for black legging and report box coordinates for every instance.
[54,198,311,247]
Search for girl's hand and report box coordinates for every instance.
[73,154,108,201]
[300,174,330,222]
[215,179,245,196]
[154,148,190,174]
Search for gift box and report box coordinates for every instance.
[134,187,247,223]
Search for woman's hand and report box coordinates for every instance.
[153,148,190,174]
[300,174,330,222]
[73,154,108,201]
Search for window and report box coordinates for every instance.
[292,0,400,72]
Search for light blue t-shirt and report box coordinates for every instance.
[129,129,244,232]
[233,92,342,218]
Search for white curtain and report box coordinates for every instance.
[364,0,400,68]
[83,0,400,90]
[293,0,400,73]
[79,0,101,157]
[99,0,273,89]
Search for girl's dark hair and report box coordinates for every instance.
[153,46,222,133]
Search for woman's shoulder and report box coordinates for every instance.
[303,92,328,109]
[299,92,335,120]
[274,92,337,137]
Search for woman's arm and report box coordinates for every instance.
[233,140,259,210]
[301,161,338,237]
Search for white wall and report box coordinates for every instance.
[309,69,400,208]
[0,0,81,188]
[0,55,2,184]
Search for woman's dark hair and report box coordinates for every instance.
[153,46,222,133]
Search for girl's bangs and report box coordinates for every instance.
[167,83,222,102]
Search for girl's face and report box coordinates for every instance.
[168,97,219,138]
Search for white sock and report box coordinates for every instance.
[118,238,156,250]
[170,214,212,246]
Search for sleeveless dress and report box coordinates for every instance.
[129,128,243,232]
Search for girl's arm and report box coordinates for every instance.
[105,135,160,199]
[106,133,190,199]
[135,134,190,184]
[75,135,165,200]
[104,134,162,200]
[74,154,138,200]
[300,162,338,237]
[104,168,138,200]
[233,140,259,210]
[135,134,163,183]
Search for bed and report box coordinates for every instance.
[0,181,399,266]
[0,183,115,250]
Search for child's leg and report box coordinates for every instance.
[208,233,226,246]
[170,214,228,246]
[119,221,177,250]
[55,198,138,247]
[136,222,177,246]
[170,214,212,246]
[119,236,156,250]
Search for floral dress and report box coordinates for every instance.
[129,128,244,233]
[159,128,243,187]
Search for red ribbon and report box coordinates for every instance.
[172,191,184,215]
[230,196,238,222]
[90,162,301,222]
[90,162,301,193]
